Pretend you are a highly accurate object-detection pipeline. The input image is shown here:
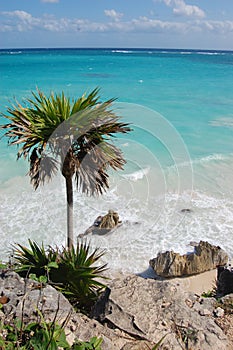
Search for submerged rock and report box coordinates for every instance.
[149,241,228,277]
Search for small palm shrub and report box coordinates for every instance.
[13,239,59,280]
[51,244,107,311]
[13,240,107,312]
[0,318,70,349]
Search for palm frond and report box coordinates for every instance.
[29,148,58,189]
[13,239,57,276]
[1,88,131,193]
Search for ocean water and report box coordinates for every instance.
[1,48,233,274]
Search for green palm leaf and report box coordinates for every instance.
[1,88,132,248]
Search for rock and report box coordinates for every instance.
[0,270,231,350]
[99,210,121,229]
[106,274,228,350]
[221,293,233,305]
[90,287,111,321]
[0,271,132,350]
[217,266,233,296]
[121,340,156,350]
[149,241,228,277]
[79,210,122,237]
[214,307,225,318]
[181,208,192,213]
[199,308,212,316]
[105,299,146,339]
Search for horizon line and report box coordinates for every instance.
[1,46,233,52]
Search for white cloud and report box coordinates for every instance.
[174,0,205,18]
[2,9,233,37]
[160,0,205,19]
[202,20,233,33]
[1,10,39,31]
[104,9,123,22]
[3,10,33,21]
[131,16,187,33]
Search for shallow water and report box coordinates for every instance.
[1,48,233,273]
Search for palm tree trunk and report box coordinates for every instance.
[65,176,74,249]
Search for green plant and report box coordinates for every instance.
[201,289,216,298]
[1,88,131,248]
[151,334,167,349]
[52,242,107,311]
[174,324,198,349]
[14,240,107,312]
[72,336,102,350]
[0,318,104,350]
[0,261,7,269]
[13,239,59,280]
[0,318,70,349]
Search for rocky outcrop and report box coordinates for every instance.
[105,274,229,350]
[149,241,228,277]
[0,271,131,349]
[79,210,122,237]
[0,270,231,349]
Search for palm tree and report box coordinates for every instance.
[1,88,131,248]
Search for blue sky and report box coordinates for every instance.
[1,0,233,49]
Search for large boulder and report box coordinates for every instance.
[217,266,233,297]
[149,241,228,277]
[79,210,122,237]
[107,274,229,350]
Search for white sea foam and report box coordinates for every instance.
[111,50,133,54]
[9,51,22,55]
[123,167,150,181]
[196,51,226,55]
[1,155,233,274]
[210,116,233,128]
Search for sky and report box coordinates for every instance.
[1,0,233,50]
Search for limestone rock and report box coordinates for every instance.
[79,210,122,237]
[0,269,231,350]
[214,307,225,318]
[106,274,229,350]
[149,241,228,277]
[0,271,131,350]
[121,340,156,350]
[221,293,233,305]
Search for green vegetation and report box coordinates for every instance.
[0,319,69,349]
[0,88,132,348]
[215,299,233,315]
[174,323,198,349]
[0,318,102,350]
[13,240,107,312]
[72,337,103,350]
[1,88,131,248]
[151,335,167,349]
[201,289,216,298]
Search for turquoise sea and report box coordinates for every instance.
[1,48,233,274]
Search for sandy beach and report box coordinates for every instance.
[173,268,217,295]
